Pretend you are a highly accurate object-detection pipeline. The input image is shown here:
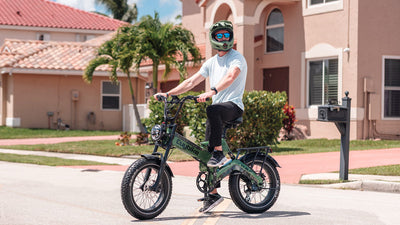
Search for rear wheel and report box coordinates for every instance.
[121,158,172,220]
[228,156,280,213]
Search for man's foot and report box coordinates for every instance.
[199,194,223,213]
[207,150,227,167]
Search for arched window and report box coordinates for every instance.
[266,8,284,53]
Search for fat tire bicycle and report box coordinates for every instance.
[121,95,281,220]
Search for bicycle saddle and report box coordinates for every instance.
[224,117,243,129]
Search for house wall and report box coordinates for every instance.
[0,74,5,125]
[295,0,359,139]
[7,73,145,131]
[0,28,108,46]
[182,1,207,45]
[358,0,400,138]
[179,0,400,140]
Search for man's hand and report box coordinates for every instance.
[153,93,168,101]
[197,91,214,102]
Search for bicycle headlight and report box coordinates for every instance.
[151,124,163,141]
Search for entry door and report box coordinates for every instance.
[263,67,289,102]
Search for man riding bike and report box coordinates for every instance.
[154,20,247,213]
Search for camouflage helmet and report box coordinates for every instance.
[209,20,234,51]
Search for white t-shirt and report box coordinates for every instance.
[199,49,247,110]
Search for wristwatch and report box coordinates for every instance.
[211,87,218,94]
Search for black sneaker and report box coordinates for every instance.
[199,194,223,213]
[207,150,227,167]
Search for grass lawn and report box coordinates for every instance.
[0,152,113,166]
[299,164,400,185]
[349,164,400,176]
[2,127,400,167]
[273,138,400,155]
[2,138,400,162]
[0,126,121,139]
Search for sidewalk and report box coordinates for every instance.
[0,135,118,146]
[1,136,400,193]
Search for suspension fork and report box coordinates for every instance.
[149,125,176,191]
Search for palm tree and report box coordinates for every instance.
[134,12,202,93]
[83,26,146,133]
[96,0,138,23]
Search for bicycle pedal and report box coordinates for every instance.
[197,197,206,202]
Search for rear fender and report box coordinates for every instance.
[240,153,281,168]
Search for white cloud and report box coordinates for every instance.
[128,0,140,4]
[161,8,181,24]
[53,0,96,12]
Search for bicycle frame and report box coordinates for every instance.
[147,95,266,191]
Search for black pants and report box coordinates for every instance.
[205,101,243,149]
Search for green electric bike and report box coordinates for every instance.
[121,95,281,220]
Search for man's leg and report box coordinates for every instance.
[199,102,242,213]
[205,102,242,167]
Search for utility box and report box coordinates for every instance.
[318,105,348,122]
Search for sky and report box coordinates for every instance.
[51,0,182,24]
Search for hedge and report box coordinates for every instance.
[142,90,287,148]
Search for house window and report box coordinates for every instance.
[266,8,284,53]
[308,58,338,105]
[37,33,50,41]
[384,58,400,118]
[102,81,121,110]
[303,0,343,16]
[76,34,96,42]
[309,0,338,6]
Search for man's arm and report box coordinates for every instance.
[197,66,241,102]
[154,72,205,98]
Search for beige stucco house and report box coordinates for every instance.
[0,0,147,131]
[151,0,399,140]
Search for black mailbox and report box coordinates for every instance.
[318,105,347,122]
[316,91,351,180]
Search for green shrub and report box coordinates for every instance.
[143,90,287,147]
[142,96,164,133]
[142,91,210,142]
[227,91,287,149]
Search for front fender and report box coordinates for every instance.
[141,154,174,177]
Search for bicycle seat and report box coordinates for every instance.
[224,117,243,129]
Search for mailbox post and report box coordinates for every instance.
[317,91,351,180]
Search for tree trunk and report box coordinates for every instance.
[126,72,147,134]
[152,62,159,94]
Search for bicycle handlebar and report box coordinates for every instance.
[155,95,210,123]
[155,95,209,103]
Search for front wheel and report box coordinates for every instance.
[121,158,172,220]
[228,155,280,213]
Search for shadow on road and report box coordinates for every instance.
[132,210,310,222]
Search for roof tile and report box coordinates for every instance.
[0,0,126,31]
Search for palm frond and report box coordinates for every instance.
[83,57,111,83]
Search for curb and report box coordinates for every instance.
[300,173,400,193]
[319,180,400,193]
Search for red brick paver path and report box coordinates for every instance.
[63,148,400,184]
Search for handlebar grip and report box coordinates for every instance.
[193,97,210,103]
[156,95,165,101]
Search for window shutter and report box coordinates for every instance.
[309,61,323,105]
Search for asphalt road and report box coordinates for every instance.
[1,161,399,225]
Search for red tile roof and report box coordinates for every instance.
[0,0,126,30]
[0,37,205,73]
[0,39,109,71]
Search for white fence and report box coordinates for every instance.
[122,104,149,132]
